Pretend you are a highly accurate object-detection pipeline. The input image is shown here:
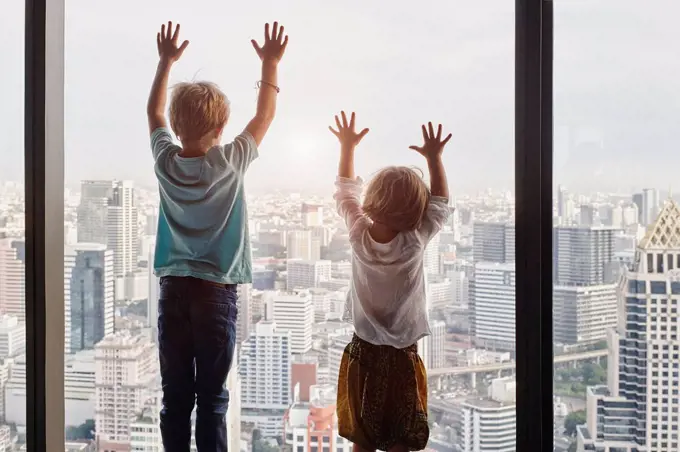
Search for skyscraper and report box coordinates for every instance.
[471,262,516,352]
[236,284,252,351]
[578,199,680,452]
[553,284,617,345]
[301,203,323,227]
[95,332,158,450]
[553,226,617,286]
[69,244,114,353]
[642,187,660,226]
[273,290,314,355]
[286,259,331,290]
[77,180,139,278]
[473,222,515,264]
[0,236,25,322]
[287,229,319,261]
[240,321,292,437]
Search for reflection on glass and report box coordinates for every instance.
[554,2,680,451]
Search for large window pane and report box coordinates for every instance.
[553,2,680,451]
[62,1,515,450]
[0,1,26,447]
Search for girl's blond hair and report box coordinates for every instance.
[169,81,230,142]
[362,166,430,232]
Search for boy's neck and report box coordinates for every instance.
[179,137,220,157]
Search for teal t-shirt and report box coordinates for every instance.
[150,127,257,284]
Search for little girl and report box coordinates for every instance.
[329,112,452,452]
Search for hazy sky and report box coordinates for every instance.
[1,0,679,192]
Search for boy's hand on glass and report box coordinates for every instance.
[329,111,370,149]
[409,122,452,160]
[157,22,189,64]
[251,22,289,63]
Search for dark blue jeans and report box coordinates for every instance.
[158,276,238,452]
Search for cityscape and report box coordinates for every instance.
[0,178,672,451]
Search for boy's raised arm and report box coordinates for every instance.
[246,22,289,147]
[147,22,189,134]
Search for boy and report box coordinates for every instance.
[146,21,288,451]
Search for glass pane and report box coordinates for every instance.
[554,2,679,451]
[64,1,515,450]
[0,2,26,447]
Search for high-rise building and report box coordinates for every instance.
[95,332,158,450]
[240,321,292,437]
[64,247,76,354]
[557,185,568,220]
[77,180,139,278]
[455,378,516,452]
[553,226,617,286]
[301,203,324,227]
[632,192,644,224]
[471,262,515,352]
[473,222,515,264]
[70,244,115,353]
[0,236,25,322]
[424,320,446,369]
[642,187,660,226]
[273,290,314,355]
[553,284,617,345]
[0,315,25,359]
[287,259,331,290]
[287,230,320,261]
[424,231,441,275]
[579,204,597,226]
[578,200,680,452]
[147,245,159,343]
[236,284,252,351]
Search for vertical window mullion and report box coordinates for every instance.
[25,0,65,450]
[515,0,553,451]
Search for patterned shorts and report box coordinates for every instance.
[336,334,430,451]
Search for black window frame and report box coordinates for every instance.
[24,0,554,450]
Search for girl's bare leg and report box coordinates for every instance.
[352,444,376,452]
[387,445,409,452]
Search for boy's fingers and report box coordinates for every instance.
[161,24,166,41]
[178,40,189,54]
[341,111,348,128]
[350,112,356,129]
[156,33,161,53]
[281,35,289,52]
[359,128,369,138]
[277,25,285,42]
[428,122,435,139]
[436,124,442,141]
[251,40,262,53]
[272,22,278,41]
[167,22,172,39]
[421,125,428,141]
[335,115,342,131]
[442,133,453,146]
[172,23,181,42]
[264,23,270,41]
[329,126,339,136]
[409,145,421,152]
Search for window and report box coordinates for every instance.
[1,0,27,438]
[554,1,680,450]
[27,0,564,450]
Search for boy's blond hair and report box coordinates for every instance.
[362,166,430,232]
[169,81,230,142]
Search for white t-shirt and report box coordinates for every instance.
[334,176,452,348]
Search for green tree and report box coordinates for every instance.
[582,363,606,385]
[564,410,587,437]
[65,419,95,440]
